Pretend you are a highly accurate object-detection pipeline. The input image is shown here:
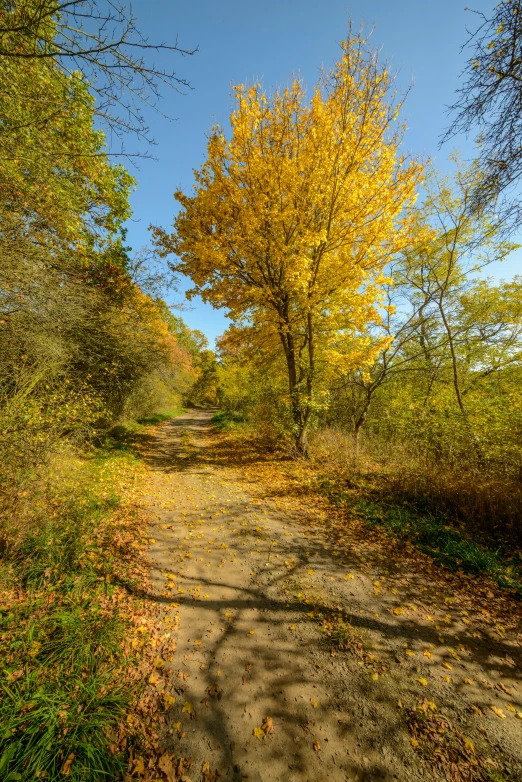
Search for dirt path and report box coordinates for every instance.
[141,410,522,782]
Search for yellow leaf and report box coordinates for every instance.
[463,737,475,754]
[182,701,193,714]
[253,726,264,741]
[289,625,296,631]
[490,706,506,719]
[442,662,452,670]
[405,649,415,657]
[148,673,160,685]
[249,630,255,635]
[313,740,321,752]
[417,677,428,687]
[311,701,318,708]
[443,676,451,683]
[393,606,405,616]
[423,650,432,659]
[164,694,176,708]
[371,672,379,680]
[410,737,419,747]
[463,678,473,685]
[153,657,165,668]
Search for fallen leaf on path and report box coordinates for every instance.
[393,607,405,616]
[417,677,428,687]
[158,752,176,780]
[182,701,193,714]
[463,737,475,754]
[201,759,219,781]
[490,706,506,719]
[206,683,222,700]
[253,727,265,741]
[262,716,274,735]
[163,693,176,708]
[313,741,321,752]
[311,701,318,708]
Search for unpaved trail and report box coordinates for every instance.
[141,410,522,782]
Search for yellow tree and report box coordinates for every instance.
[154,31,423,453]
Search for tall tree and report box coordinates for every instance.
[444,0,522,214]
[154,31,422,453]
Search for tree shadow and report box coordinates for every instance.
[139,410,522,781]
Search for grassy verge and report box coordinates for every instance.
[0,417,168,781]
[211,409,245,430]
[316,477,522,596]
[136,408,187,426]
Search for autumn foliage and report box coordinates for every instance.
[154,32,423,452]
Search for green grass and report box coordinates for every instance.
[136,407,186,426]
[316,478,522,596]
[211,409,245,430]
[0,446,145,781]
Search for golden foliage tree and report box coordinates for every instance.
[154,31,423,452]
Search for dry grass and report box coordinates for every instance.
[308,427,522,548]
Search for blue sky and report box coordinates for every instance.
[122,0,520,346]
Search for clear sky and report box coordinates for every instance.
[122,0,521,346]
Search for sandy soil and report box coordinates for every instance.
[141,410,522,782]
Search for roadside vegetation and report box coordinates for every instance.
[3,0,522,779]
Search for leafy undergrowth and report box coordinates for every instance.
[211,409,246,430]
[0,421,177,781]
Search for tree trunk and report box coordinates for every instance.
[279,320,312,457]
